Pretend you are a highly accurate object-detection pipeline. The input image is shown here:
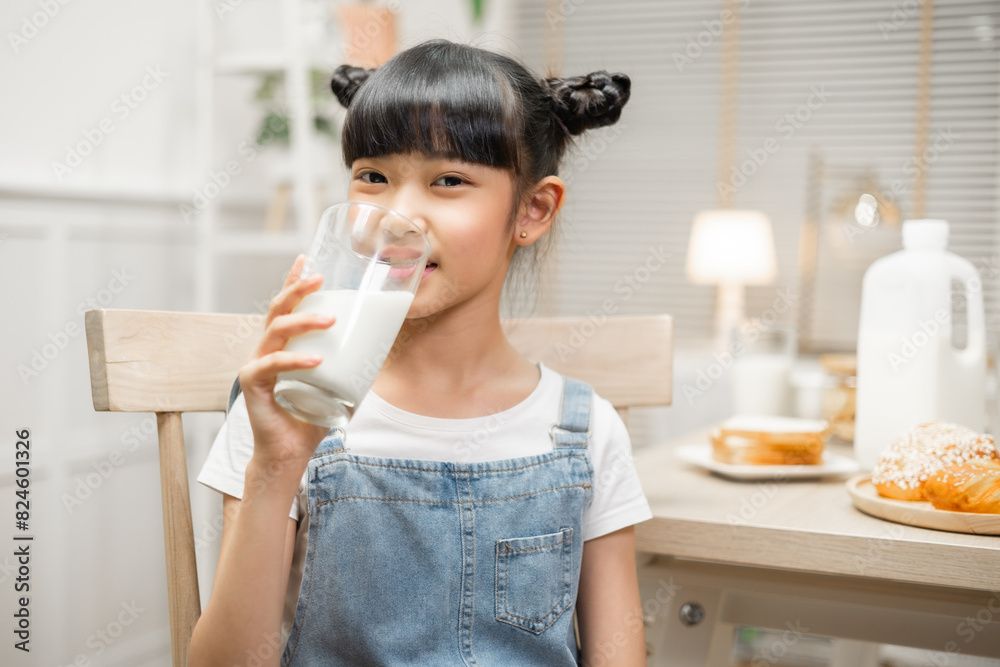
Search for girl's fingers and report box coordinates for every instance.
[282,254,307,289]
[266,271,324,326]
[242,350,323,385]
[256,311,336,357]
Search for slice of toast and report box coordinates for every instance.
[710,415,833,465]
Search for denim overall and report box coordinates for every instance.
[278,376,596,666]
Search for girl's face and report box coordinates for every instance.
[347,152,521,320]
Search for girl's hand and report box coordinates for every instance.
[238,254,335,466]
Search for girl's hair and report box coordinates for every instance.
[329,39,631,211]
[329,39,631,315]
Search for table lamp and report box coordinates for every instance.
[686,209,778,352]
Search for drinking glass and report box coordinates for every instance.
[274,201,431,427]
[730,324,796,416]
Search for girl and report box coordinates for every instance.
[191,39,650,666]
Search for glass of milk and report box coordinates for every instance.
[273,201,431,427]
[730,325,796,417]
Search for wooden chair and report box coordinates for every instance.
[84,308,673,667]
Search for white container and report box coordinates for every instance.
[853,219,986,469]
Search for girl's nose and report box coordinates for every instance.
[389,191,430,236]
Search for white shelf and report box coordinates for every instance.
[211,229,308,255]
[215,51,288,75]
[0,182,190,206]
[214,51,341,76]
[195,0,321,311]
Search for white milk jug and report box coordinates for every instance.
[853,219,985,469]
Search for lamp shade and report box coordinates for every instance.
[686,209,778,285]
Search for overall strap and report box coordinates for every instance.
[549,376,593,447]
[226,376,242,415]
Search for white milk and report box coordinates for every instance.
[279,289,414,411]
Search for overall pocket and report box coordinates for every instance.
[494,526,574,634]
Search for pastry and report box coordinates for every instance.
[871,421,999,501]
[924,462,1000,514]
[710,415,832,465]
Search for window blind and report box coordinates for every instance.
[512,0,1000,351]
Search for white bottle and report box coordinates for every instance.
[854,219,985,470]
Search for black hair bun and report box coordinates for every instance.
[330,64,376,108]
[545,71,631,135]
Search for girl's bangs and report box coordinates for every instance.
[341,55,520,170]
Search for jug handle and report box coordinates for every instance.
[947,255,984,363]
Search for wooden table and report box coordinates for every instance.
[631,431,1000,666]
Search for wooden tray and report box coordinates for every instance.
[846,475,1000,536]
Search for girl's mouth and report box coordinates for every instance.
[387,261,435,282]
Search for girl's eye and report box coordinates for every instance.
[358,171,387,184]
[435,175,464,187]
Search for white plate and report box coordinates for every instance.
[674,443,860,480]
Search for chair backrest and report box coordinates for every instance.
[84,308,672,667]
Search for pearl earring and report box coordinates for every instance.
[519,231,527,238]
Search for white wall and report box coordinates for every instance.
[0,2,516,665]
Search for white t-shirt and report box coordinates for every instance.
[196,362,653,648]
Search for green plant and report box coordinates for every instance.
[471,0,484,22]
[253,69,339,147]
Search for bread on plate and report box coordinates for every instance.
[710,415,833,466]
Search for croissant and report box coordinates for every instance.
[924,462,1000,514]
[871,421,998,501]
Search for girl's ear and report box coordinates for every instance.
[515,176,566,245]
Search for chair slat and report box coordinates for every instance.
[86,309,673,412]
[85,309,263,412]
[502,315,673,409]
